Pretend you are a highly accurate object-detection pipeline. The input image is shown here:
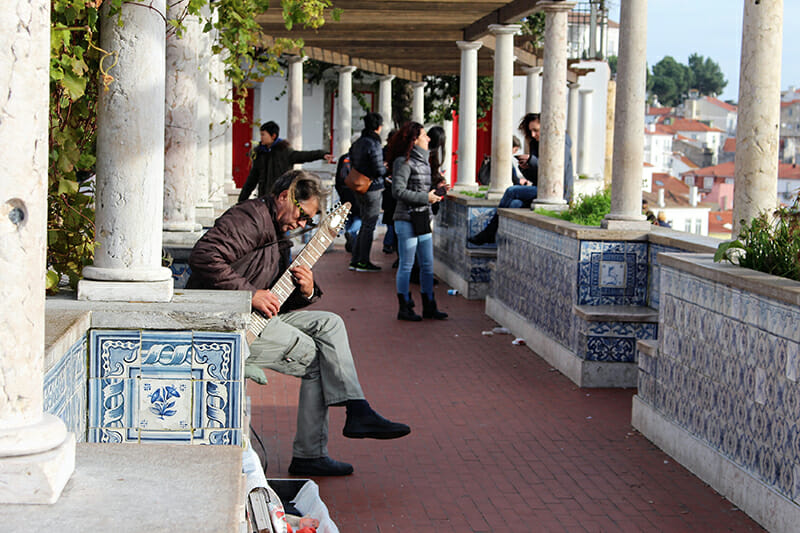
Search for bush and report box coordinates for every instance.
[714,191,800,282]
[535,188,611,226]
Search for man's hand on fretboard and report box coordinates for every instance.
[252,289,281,318]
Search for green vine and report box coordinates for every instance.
[47,0,339,293]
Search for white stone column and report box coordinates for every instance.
[443,115,454,183]
[411,81,426,125]
[488,24,521,199]
[81,0,173,302]
[0,0,76,505]
[208,48,228,209]
[602,0,650,229]
[194,4,213,222]
[378,74,395,143]
[454,41,483,190]
[533,2,574,207]
[524,66,543,114]
[287,55,306,149]
[733,0,783,236]
[567,81,580,178]
[578,88,594,177]
[164,1,201,237]
[224,97,233,185]
[335,66,357,158]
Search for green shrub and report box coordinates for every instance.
[714,191,800,282]
[535,188,611,226]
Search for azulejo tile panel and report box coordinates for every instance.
[655,265,800,501]
[43,334,87,441]
[466,207,497,249]
[88,329,243,445]
[577,241,648,306]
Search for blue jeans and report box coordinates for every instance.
[345,215,361,242]
[499,185,538,209]
[395,220,434,297]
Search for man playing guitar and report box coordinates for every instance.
[187,170,410,476]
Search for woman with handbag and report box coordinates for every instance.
[386,122,449,321]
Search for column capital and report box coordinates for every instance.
[568,80,581,89]
[411,81,426,89]
[488,24,521,36]
[335,65,357,74]
[287,54,307,64]
[523,66,543,75]
[456,40,483,52]
[537,1,577,13]
[378,74,395,82]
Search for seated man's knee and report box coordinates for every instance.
[508,199,524,208]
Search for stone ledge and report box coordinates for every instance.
[636,339,658,358]
[47,289,251,331]
[573,304,658,323]
[45,309,91,372]
[632,396,800,533]
[443,192,498,207]
[1,443,244,532]
[658,253,800,308]
[465,247,497,258]
[500,209,651,241]
[648,228,720,253]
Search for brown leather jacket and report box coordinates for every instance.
[186,197,320,312]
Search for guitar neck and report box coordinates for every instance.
[246,229,336,343]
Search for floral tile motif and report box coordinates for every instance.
[88,329,244,446]
[170,262,192,290]
[193,331,243,381]
[90,330,140,379]
[141,331,192,378]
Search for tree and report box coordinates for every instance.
[687,53,727,97]
[649,56,691,107]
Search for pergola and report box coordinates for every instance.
[256,0,579,82]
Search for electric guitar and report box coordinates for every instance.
[245,202,351,344]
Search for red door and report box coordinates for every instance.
[475,107,493,179]
[232,88,255,188]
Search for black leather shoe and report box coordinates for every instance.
[343,409,411,440]
[288,456,354,476]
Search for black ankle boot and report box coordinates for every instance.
[421,293,448,320]
[397,293,422,321]
[407,293,415,308]
[467,214,498,245]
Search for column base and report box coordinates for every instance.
[532,198,568,212]
[82,265,172,282]
[601,215,652,231]
[452,183,479,192]
[0,432,75,504]
[162,229,204,247]
[163,221,202,233]
[77,279,174,302]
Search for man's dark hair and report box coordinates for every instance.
[512,136,521,149]
[272,169,329,207]
[363,112,383,132]
[260,121,280,136]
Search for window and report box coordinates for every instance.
[695,219,702,234]
[685,220,692,232]
[704,177,714,189]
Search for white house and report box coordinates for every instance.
[681,94,737,137]
[643,123,674,172]
[644,174,711,236]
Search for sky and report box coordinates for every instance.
[608,1,800,102]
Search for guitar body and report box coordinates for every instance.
[246,202,351,345]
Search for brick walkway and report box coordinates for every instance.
[249,244,763,532]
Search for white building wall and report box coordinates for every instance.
[655,207,710,236]
[778,178,800,203]
[252,75,327,151]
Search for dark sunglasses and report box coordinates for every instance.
[293,197,316,225]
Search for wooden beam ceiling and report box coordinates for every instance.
[257,0,582,81]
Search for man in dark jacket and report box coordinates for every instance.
[238,121,332,203]
[188,170,410,476]
[348,112,386,272]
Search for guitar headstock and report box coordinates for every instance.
[317,202,351,240]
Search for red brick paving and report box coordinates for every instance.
[249,245,764,532]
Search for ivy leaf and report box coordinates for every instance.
[713,240,743,264]
[70,56,88,76]
[45,270,60,290]
[61,70,86,99]
[58,179,80,195]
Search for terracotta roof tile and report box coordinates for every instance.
[722,137,736,152]
[703,96,737,112]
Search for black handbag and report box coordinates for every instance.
[408,208,431,236]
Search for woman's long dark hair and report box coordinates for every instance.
[385,121,423,164]
[427,126,446,180]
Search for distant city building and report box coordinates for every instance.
[679,92,738,137]
[644,174,710,235]
[681,160,800,204]
[780,87,800,163]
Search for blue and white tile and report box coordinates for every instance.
[89,427,140,444]
[138,378,192,431]
[139,429,192,444]
[90,330,140,379]
[89,377,137,429]
[193,380,242,431]
[193,331,243,381]
[192,428,242,446]
[141,331,193,378]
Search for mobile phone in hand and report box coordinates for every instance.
[433,186,447,197]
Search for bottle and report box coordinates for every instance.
[447,289,458,296]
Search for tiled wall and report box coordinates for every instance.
[433,200,496,298]
[44,335,87,441]
[88,330,244,446]
[647,243,685,309]
[492,217,655,363]
[639,266,800,500]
